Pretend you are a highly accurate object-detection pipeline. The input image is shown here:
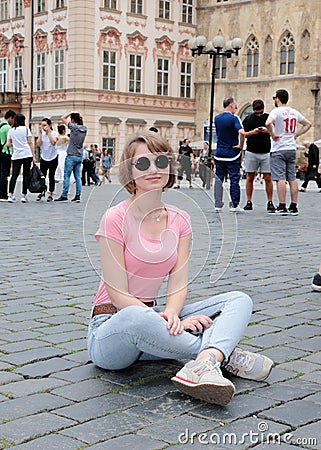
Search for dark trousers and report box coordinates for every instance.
[214,157,241,207]
[177,155,191,182]
[301,168,321,189]
[82,161,96,185]
[40,156,58,193]
[9,157,33,195]
[0,153,11,199]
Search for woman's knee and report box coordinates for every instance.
[225,291,253,314]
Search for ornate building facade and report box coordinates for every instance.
[0,0,197,161]
[194,0,321,143]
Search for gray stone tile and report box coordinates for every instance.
[51,378,119,401]
[87,435,165,450]
[0,412,76,446]
[14,357,80,378]
[8,434,84,450]
[259,399,321,427]
[0,378,69,398]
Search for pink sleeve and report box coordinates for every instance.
[179,210,192,237]
[95,206,124,245]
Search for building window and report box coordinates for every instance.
[130,0,142,14]
[104,0,116,8]
[157,58,169,96]
[36,0,45,13]
[158,0,170,20]
[246,36,259,77]
[215,55,227,79]
[280,33,295,75]
[55,0,64,7]
[182,0,193,24]
[102,137,115,159]
[54,49,64,90]
[14,0,23,17]
[0,58,6,92]
[180,61,192,98]
[0,0,8,21]
[14,55,22,92]
[36,52,45,91]
[129,54,142,93]
[103,50,117,91]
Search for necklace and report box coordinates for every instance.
[146,207,165,222]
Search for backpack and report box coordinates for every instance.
[0,122,7,153]
[28,164,47,193]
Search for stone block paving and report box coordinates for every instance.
[0,179,321,449]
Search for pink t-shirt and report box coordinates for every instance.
[94,200,191,305]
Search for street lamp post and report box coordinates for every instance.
[188,35,243,189]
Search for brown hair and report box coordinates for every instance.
[119,131,178,194]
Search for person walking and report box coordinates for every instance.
[87,130,273,406]
[265,89,311,215]
[214,97,245,213]
[174,138,193,189]
[36,118,58,202]
[55,112,87,203]
[55,124,70,183]
[0,110,16,201]
[6,114,36,203]
[101,149,113,184]
[199,141,210,188]
[242,99,276,213]
[299,141,321,192]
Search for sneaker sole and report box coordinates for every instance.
[275,211,289,216]
[171,376,235,406]
[312,283,321,292]
[289,212,299,216]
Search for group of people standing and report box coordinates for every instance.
[0,110,113,204]
[213,89,312,215]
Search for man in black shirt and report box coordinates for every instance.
[174,138,193,189]
[299,141,321,192]
[242,99,276,213]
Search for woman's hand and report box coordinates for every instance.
[181,314,213,333]
[159,311,184,335]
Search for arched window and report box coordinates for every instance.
[280,32,295,75]
[246,36,259,77]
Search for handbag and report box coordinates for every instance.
[28,164,47,193]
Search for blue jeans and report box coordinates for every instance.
[62,155,82,197]
[214,157,241,208]
[87,291,253,370]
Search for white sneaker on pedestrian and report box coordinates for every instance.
[215,207,222,213]
[21,196,28,203]
[224,347,274,381]
[7,196,17,203]
[171,356,235,405]
[229,203,244,213]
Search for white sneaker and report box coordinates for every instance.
[171,356,235,405]
[21,196,28,203]
[229,204,244,213]
[7,196,17,203]
[215,207,222,213]
[224,347,274,381]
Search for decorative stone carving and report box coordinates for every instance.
[97,27,122,56]
[153,35,174,63]
[34,29,49,53]
[301,29,310,60]
[50,25,68,52]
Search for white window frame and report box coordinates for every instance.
[182,0,193,24]
[36,0,45,13]
[103,50,117,91]
[54,49,64,90]
[14,0,23,17]
[55,0,64,7]
[129,53,142,94]
[180,61,192,98]
[158,0,170,20]
[14,55,23,92]
[130,0,142,15]
[36,52,45,91]
[157,57,169,96]
[0,0,8,21]
[104,0,117,8]
[0,57,7,92]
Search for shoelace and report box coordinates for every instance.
[231,348,251,368]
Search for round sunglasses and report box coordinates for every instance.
[131,154,171,171]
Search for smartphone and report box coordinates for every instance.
[186,311,221,336]
[257,126,264,131]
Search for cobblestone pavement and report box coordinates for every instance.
[1,177,321,449]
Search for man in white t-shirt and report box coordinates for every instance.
[266,89,311,216]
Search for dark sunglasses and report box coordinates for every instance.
[131,154,171,171]
[254,110,264,115]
